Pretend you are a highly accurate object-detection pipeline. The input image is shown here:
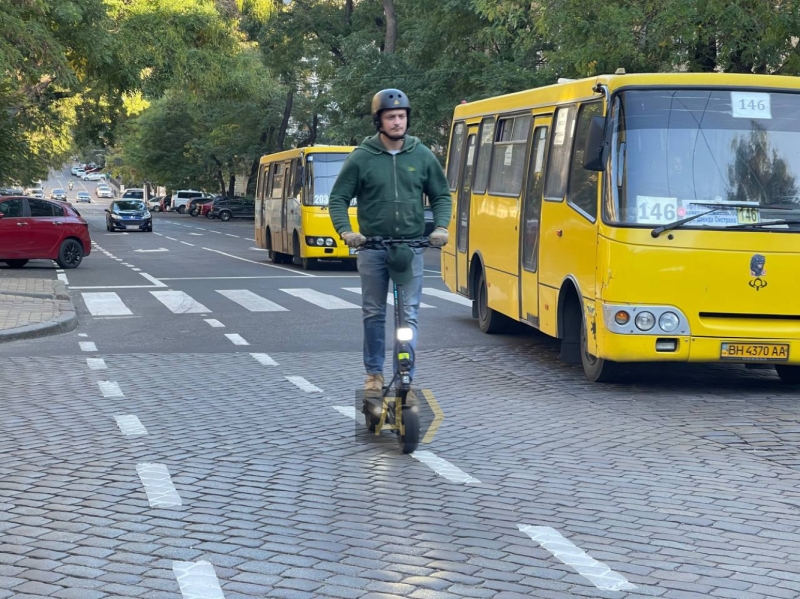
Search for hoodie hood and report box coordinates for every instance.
[358,133,420,155]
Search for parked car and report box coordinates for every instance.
[170,190,211,214]
[0,196,91,269]
[148,195,164,211]
[82,172,107,181]
[210,196,255,221]
[105,199,152,232]
[95,184,114,199]
[198,200,214,218]
[76,191,91,203]
[121,188,145,200]
[188,195,214,216]
[25,187,44,199]
[50,188,67,201]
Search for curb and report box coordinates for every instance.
[0,280,70,301]
[0,291,78,344]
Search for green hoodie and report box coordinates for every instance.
[328,133,452,239]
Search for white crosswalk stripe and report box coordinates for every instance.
[150,290,210,314]
[216,289,288,312]
[280,288,360,310]
[342,287,435,308]
[82,292,133,316]
[422,288,473,306]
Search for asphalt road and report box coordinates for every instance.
[1,163,800,599]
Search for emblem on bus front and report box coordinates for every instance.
[749,254,767,291]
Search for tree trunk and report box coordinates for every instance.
[382,0,397,54]
[692,27,717,72]
[297,114,319,148]
[345,0,353,25]
[276,88,294,152]
[211,154,226,195]
[228,173,236,197]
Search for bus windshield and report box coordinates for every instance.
[306,153,352,206]
[606,89,800,231]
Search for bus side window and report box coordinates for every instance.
[446,122,466,191]
[544,105,577,201]
[567,102,602,220]
[472,117,495,194]
[292,159,303,198]
[271,163,285,199]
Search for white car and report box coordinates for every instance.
[82,172,107,181]
[96,185,114,199]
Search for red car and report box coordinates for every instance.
[0,196,92,269]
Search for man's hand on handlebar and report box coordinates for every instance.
[428,227,449,248]
[341,231,366,248]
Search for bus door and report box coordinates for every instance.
[518,118,551,326]
[283,159,300,255]
[455,127,478,295]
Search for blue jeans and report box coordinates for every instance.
[358,246,425,382]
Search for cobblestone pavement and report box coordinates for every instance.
[2,333,800,599]
[0,279,73,336]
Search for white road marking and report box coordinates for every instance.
[202,247,314,276]
[132,268,142,272]
[151,291,211,314]
[189,232,203,236]
[251,353,277,366]
[245,238,255,241]
[519,525,637,592]
[136,463,182,508]
[98,381,124,398]
[286,376,322,392]
[86,358,107,370]
[57,272,69,284]
[411,451,481,484]
[153,232,164,236]
[180,241,194,246]
[204,319,225,328]
[224,333,249,346]
[79,341,97,352]
[165,236,177,241]
[216,289,287,312]
[78,333,88,337]
[82,292,133,316]
[343,287,435,308]
[333,405,357,420]
[250,247,267,251]
[139,272,167,287]
[114,415,148,436]
[421,288,472,306]
[134,248,169,253]
[210,230,222,234]
[280,288,359,309]
[172,561,225,599]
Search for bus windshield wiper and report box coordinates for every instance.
[724,219,800,230]
[650,203,794,238]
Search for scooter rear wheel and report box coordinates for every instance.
[399,406,419,454]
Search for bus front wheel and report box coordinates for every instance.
[476,270,509,334]
[776,365,800,385]
[580,315,622,383]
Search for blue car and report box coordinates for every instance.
[105,200,152,232]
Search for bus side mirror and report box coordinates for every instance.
[583,115,607,172]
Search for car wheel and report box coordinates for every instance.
[177,205,186,214]
[219,211,232,222]
[190,209,198,217]
[206,212,215,219]
[4,259,28,268]
[57,239,84,269]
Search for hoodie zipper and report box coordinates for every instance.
[392,154,399,234]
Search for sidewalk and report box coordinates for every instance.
[0,278,77,342]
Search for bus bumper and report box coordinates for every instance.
[302,244,358,260]
[600,333,800,365]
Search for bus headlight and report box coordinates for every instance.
[659,312,680,332]
[325,238,334,246]
[634,311,655,331]
[397,327,413,341]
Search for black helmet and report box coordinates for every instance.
[371,88,411,131]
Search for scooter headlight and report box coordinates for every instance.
[397,327,413,342]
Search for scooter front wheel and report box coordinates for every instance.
[399,406,419,454]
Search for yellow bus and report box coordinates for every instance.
[441,72,800,383]
[255,145,358,269]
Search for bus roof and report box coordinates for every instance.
[258,145,356,166]
[452,72,800,120]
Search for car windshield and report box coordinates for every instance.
[123,190,144,199]
[53,189,65,193]
[606,89,800,231]
[114,201,145,211]
[306,153,350,206]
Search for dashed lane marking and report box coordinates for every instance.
[98,381,124,398]
[412,451,481,484]
[86,358,107,370]
[286,376,322,392]
[114,415,148,436]
[250,353,277,366]
[224,333,249,346]
[225,234,239,238]
[181,241,194,246]
[136,463,182,508]
[172,560,225,599]
[518,525,637,592]
[204,319,225,328]
[79,342,97,352]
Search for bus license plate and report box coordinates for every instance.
[720,342,789,361]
